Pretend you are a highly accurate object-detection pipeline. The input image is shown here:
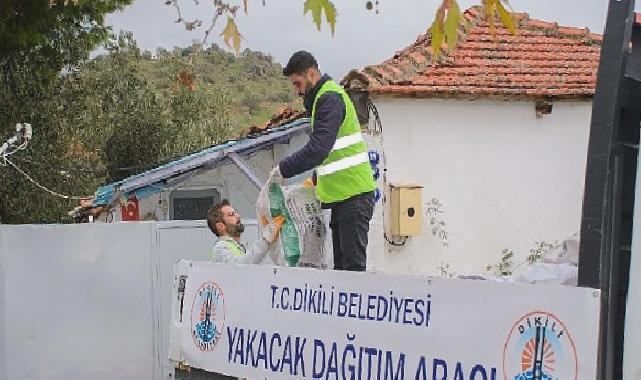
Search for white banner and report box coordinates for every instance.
[177,262,601,380]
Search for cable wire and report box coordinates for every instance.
[367,99,383,134]
[384,233,408,246]
[366,99,411,247]
[3,157,92,200]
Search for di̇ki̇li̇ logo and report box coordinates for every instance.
[503,311,578,380]
[191,281,225,352]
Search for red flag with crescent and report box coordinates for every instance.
[121,195,140,221]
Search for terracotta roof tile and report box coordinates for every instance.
[241,107,306,137]
[466,6,480,17]
[380,63,404,79]
[526,20,558,29]
[557,26,590,36]
[343,6,603,99]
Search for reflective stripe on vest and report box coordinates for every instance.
[311,80,376,203]
[209,239,245,261]
[330,131,364,151]
[316,151,369,176]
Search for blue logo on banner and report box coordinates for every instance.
[503,311,578,380]
[191,282,225,352]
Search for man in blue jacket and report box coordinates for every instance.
[269,51,376,272]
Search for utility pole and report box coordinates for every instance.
[578,1,639,378]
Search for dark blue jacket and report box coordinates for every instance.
[278,74,346,179]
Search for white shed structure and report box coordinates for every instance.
[81,117,311,225]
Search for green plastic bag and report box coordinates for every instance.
[257,180,332,269]
[268,183,300,267]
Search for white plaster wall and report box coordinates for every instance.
[362,131,386,272]
[368,98,592,277]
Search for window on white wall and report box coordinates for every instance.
[169,188,221,220]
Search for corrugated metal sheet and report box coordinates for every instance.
[93,119,310,207]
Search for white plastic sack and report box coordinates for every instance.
[256,181,333,270]
[510,233,580,286]
[513,262,578,286]
[541,233,580,265]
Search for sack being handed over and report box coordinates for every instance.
[256,180,332,269]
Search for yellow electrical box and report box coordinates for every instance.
[388,183,423,237]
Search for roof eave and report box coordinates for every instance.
[367,90,594,102]
[92,118,311,208]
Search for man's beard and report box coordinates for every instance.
[299,80,313,97]
[226,221,245,238]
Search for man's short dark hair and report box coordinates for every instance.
[283,51,318,76]
[207,199,230,237]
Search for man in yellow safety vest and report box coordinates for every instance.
[207,199,284,264]
[269,51,376,272]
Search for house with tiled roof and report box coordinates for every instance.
[344,7,602,276]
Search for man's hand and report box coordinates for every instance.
[262,215,286,243]
[303,178,314,188]
[269,166,284,185]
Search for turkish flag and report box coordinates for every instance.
[121,196,140,221]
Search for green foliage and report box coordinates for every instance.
[482,0,517,36]
[527,241,557,264]
[0,32,296,224]
[303,0,338,36]
[430,10,445,60]
[220,17,243,54]
[486,248,514,276]
[487,241,561,277]
[496,0,517,35]
[169,1,518,62]
[444,0,462,51]
[425,198,448,247]
[168,0,518,64]
[0,0,132,74]
[430,0,516,60]
[0,0,131,223]
[169,0,339,54]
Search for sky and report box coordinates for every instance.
[105,0,621,78]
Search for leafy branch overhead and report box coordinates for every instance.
[431,0,517,60]
[160,0,519,92]
[220,17,242,53]
[165,0,517,56]
[304,0,337,36]
[166,0,337,54]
